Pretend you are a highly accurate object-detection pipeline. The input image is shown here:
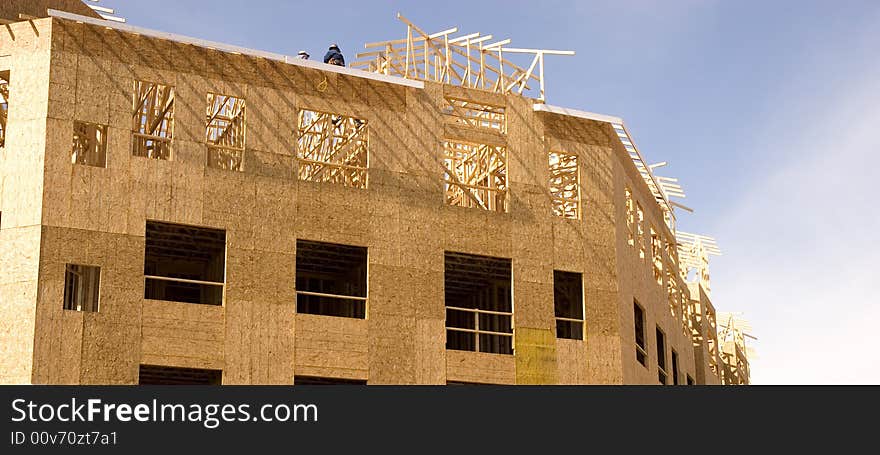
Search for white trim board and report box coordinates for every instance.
[532,103,623,125]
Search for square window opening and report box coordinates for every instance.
[144,221,226,306]
[63,264,100,312]
[296,108,368,188]
[71,121,107,167]
[443,140,508,212]
[296,240,367,319]
[445,252,513,355]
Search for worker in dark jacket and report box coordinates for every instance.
[323,43,345,66]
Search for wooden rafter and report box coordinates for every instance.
[676,231,721,295]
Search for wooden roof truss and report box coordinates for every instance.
[611,122,691,232]
[353,13,574,102]
[717,312,755,384]
[85,0,126,23]
[676,231,721,295]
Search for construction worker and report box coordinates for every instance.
[323,43,345,66]
[297,50,310,60]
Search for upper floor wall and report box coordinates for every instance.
[0,1,101,23]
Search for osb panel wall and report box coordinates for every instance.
[541,115,623,384]
[32,226,142,384]
[447,350,515,385]
[38,17,440,384]
[29,16,711,384]
[0,19,53,384]
[609,125,699,385]
[142,300,225,372]
[295,314,368,382]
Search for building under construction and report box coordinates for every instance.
[0,1,753,385]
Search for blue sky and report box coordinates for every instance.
[108,0,880,384]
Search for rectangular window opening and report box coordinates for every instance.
[295,240,367,319]
[144,221,226,306]
[549,150,580,219]
[625,187,635,247]
[0,70,8,148]
[667,270,677,319]
[206,93,246,171]
[651,227,663,285]
[682,292,693,337]
[294,376,367,385]
[296,108,368,188]
[138,365,222,385]
[443,139,508,212]
[706,307,719,375]
[672,349,680,385]
[63,264,100,312]
[445,252,513,355]
[442,97,507,133]
[636,203,646,259]
[634,301,647,366]
[71,121,107,167]
[132,80,174,160]
[657,326,667,384]
[553,270,584,340]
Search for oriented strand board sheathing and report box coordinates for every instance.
[0,13,735,385]
[514,327,558,385]
[447,350,516,385]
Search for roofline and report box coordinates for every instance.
[45,10,680,221]
[533,103,676,221]
[532,103,623,125]
[46,9,425,89]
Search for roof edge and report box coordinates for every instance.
[46,9,425,90]
[532,103,623,125]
